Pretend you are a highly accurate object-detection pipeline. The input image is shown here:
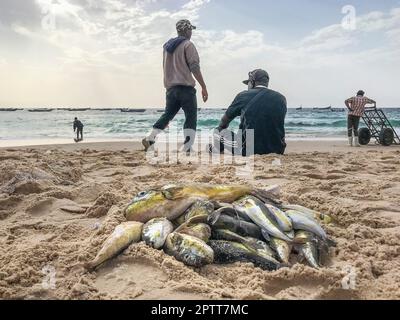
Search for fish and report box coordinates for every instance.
[125,189,197,223]
[125,184,279,223]
[176,223,212,243]
[294,231,321,269]
[164,233,214,267]
[285,211,328,240]
[234,196,293,242]
[283,205,333,224]
[208,210,263,239]
[209,240,282,271]
[269,237,292,264]
[185,200,215,221]
[265,204,293,232]
[212,229,277,260]
[142,218,174,249]
[85,222,143,270]
[175,200,215,226]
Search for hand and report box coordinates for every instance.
[202,87,208,103]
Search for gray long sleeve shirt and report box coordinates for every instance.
[163,40,200,89]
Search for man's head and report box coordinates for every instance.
[243,69,270,89]
[74,117,78,121]
[176,19,196,39]
[357,90,365,97]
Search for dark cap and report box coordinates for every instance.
[357,90,365,96]
[176,19,197,32]
[243,69,270,86]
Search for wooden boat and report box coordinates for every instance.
[313,106,332,112]
[28,108,54,112]
[331,108,345,112]
[121,108,146,113]
[68,108,91,111]
[0,108,19,112]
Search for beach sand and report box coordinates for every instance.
[0,140,399,300]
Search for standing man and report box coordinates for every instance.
[73,117,84,142]
[209,69,287,156]
[345,90,376,147]
[142,19,208,152]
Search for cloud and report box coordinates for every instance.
[2,0,400,107]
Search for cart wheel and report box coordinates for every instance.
[379,128,394,146]
[358,128,371,145]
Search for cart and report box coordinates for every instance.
[358,107,400,146]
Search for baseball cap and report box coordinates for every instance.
[243,69,270,86]
[176,19,197,32]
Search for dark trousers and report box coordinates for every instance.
[153,86,197,150]
[348,115,360,137]
[76,128,83,140]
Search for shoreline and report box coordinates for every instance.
[1,138,398,153]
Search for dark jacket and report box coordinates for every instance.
[73,120,84,131]
[225,87,287,155]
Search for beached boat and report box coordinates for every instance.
[121,108,146,113]
[28,108,54,112]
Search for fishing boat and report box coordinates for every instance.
[313,106,332,112]
[296,105,303,111]
[28,108,54,112]
[67,108,91,111]
[331,108,345,112]
[121,108,147,113]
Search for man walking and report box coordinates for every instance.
[345,90,376,147]
[142,19,208,153]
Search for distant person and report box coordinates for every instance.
[345,90,376,147]
[142,19,208,153]
[209,69,287,156]
[73,117,84,142]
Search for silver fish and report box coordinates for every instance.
[285,211,327,240]
[142,218,174,249]
[234,196,293,242]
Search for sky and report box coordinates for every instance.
[0,0,400,108]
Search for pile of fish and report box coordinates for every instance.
[85,184,335,271]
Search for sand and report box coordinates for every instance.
[0,140,399,300]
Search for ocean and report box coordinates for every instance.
[0,108,399,142]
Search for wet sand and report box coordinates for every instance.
[0,140,399,300]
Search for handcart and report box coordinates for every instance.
[358,107,400,146]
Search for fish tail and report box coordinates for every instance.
[251,189,282,207]
[326,237,337,248]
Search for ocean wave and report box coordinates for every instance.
[285,120,348,127]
